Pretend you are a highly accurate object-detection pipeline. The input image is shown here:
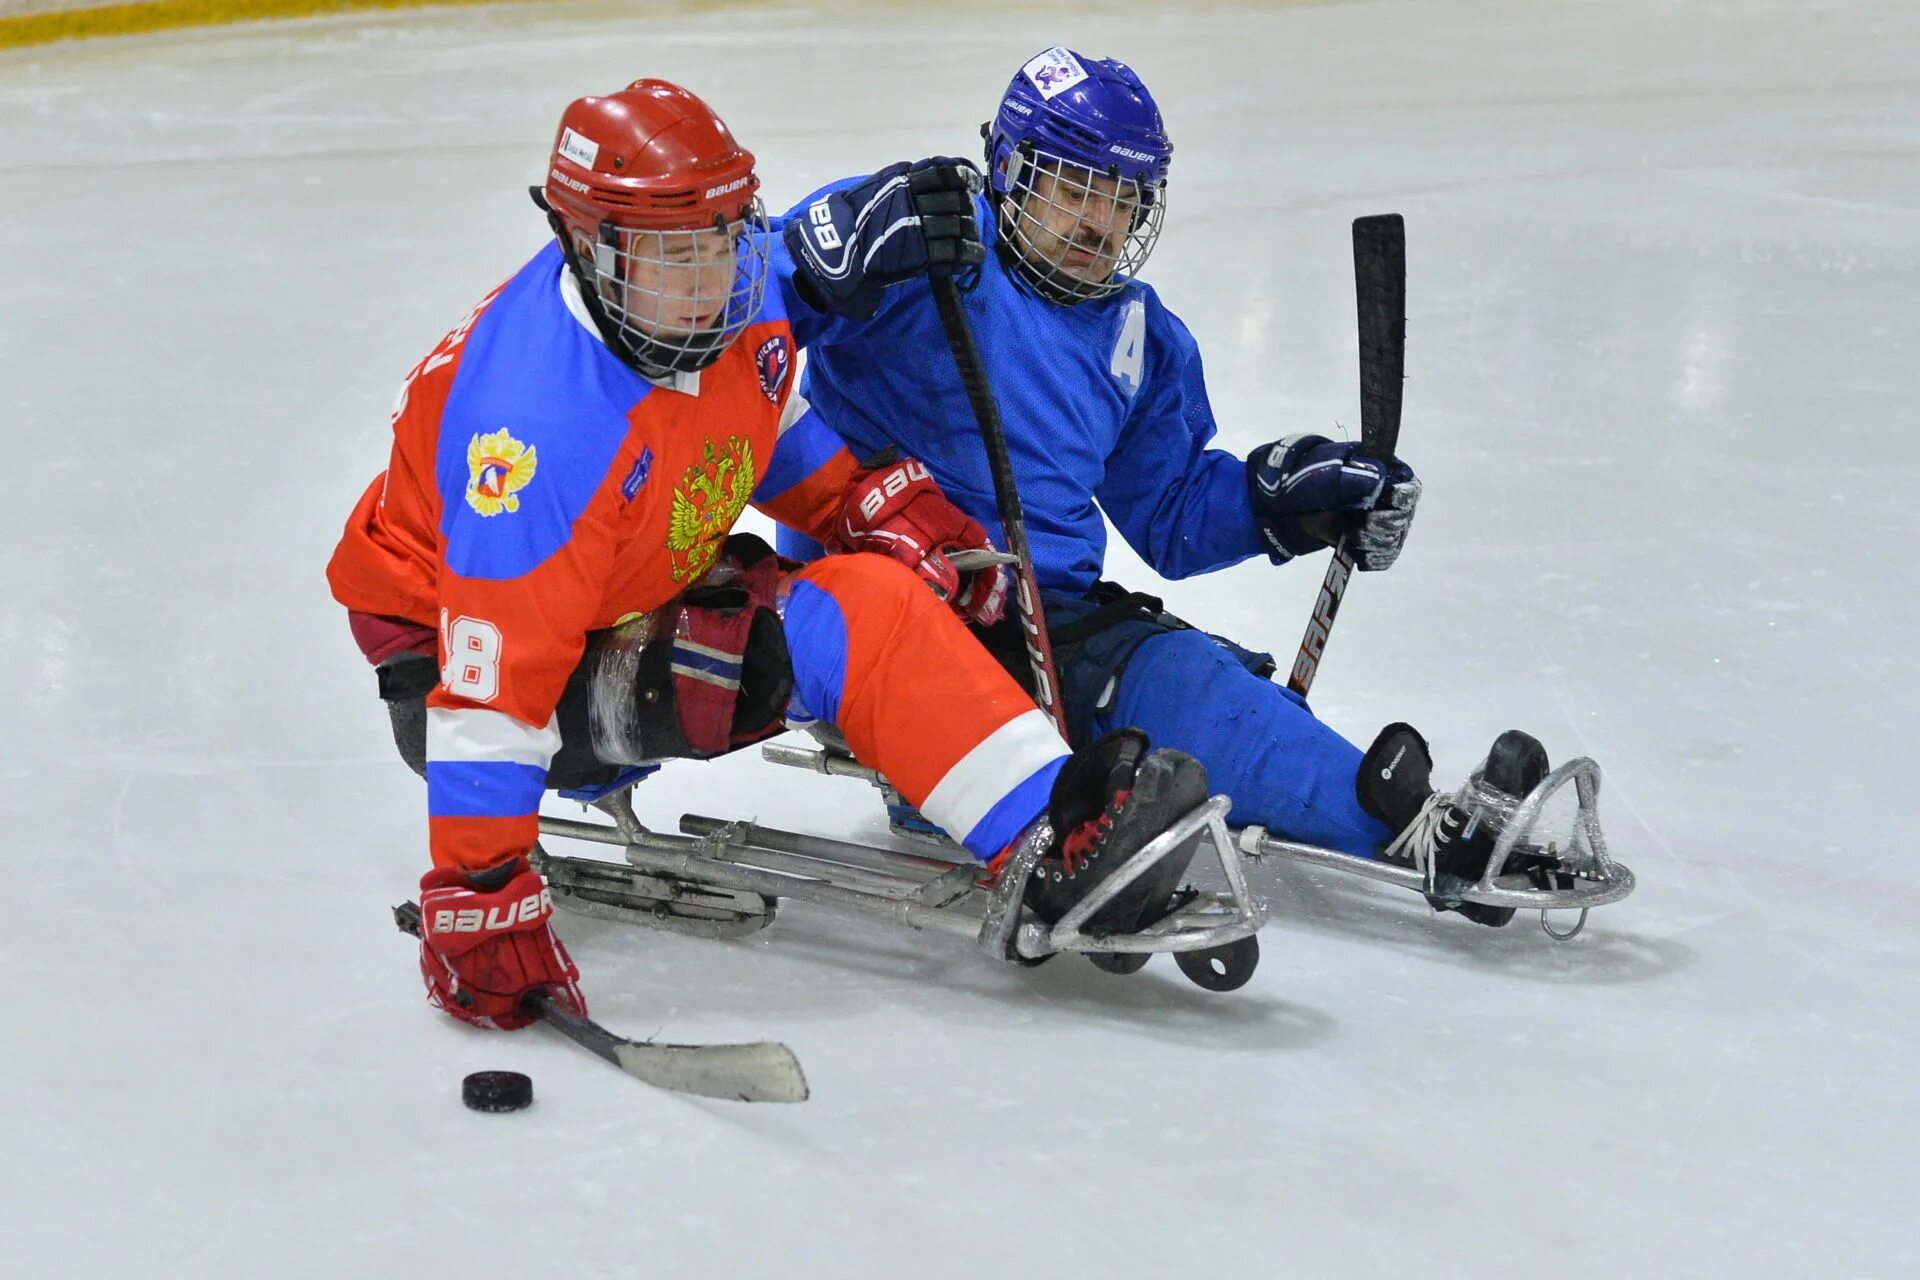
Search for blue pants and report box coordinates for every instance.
[774,527,1390,858]
[1082,626,1390,858]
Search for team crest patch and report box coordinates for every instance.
[465,428,537,517]
[754,335,791,403]
[667,436,756,582]
[622,445,654,504]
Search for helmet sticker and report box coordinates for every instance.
[559,127,599,170]
[1021,47,1089,100]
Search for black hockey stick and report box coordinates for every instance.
[1287,214,1406,697]
[392,902,809,1103]
[931,274,1071,739]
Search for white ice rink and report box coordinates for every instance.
[4,1,1916,1275]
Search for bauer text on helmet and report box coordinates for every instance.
[538,79,772,376]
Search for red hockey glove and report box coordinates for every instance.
[417,857,586,1031]
[834,456,1009,627]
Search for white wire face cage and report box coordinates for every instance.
[999,149,1166,304]
[580,198,771,377]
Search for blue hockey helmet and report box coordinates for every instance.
[983,47,1172,303]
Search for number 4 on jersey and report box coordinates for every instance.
[1110,299,1145,394]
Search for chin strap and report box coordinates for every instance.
[527,186,678,380]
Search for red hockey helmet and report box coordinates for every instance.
[537,80,769,376]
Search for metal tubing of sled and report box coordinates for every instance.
[673,825,951,901]
[760,742,889,783]
[1236,829,1432,892]
[690,833,979,910]
[1237,756,1635,914]
[1456,872,1634,910]
[1467,757,1634,909]
[757,744,1268,959]
[553,744,1270,971]
[1239,827,1633,912]
[552,810,968,902]
[614,838,991,945]
[1487,759,1617,880]
[676,814,1257,953]
[678,815,972,875]
[761,737,1630,943]
[543,814,715,853]
[1042,797,1266,957]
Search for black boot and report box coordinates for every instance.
[1007,729,1208,936]
[1356,724,1550,927]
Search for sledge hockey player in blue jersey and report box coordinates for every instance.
[769,47,1564,926]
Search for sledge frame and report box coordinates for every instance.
[761,743,1635,942]
[532,769,1269,977]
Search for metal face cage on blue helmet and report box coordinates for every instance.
[983,47,1172,304]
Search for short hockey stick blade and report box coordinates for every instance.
[526,990,810,1104]
[395,902,810,1104]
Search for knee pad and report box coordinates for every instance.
[585,534,793,764]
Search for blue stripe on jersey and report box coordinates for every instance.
[670,645,744,681]
[436,242,654,581]
[426,760,549,818]
[779,579,848,726]
[751,405,848,506]
[775,525,827,564]
[959,754,1063,861]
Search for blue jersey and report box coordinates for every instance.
[770,184,1271,595]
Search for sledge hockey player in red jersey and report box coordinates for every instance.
[328,79,1213,1030]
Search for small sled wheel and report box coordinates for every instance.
[1087,951,1151,976]
[1174,936,1259,992]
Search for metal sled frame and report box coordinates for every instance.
[766,743,1633,942]
[1239,757,1634,939]
[532,763,1269,988]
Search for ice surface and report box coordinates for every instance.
[3,2,1916,1276]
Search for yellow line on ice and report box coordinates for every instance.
[0,0,530,51]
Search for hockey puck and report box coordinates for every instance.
[462,1070,533,1113]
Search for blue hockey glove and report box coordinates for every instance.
[1248,434,1422,571]
[783,158,985,319]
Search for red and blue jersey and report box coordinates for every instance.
[328,239,859,870]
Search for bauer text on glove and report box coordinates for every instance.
[417,857,587,1031]
[832,455,1010,626]
[784,158,985,318]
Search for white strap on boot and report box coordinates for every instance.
[1380,791,1458,891]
